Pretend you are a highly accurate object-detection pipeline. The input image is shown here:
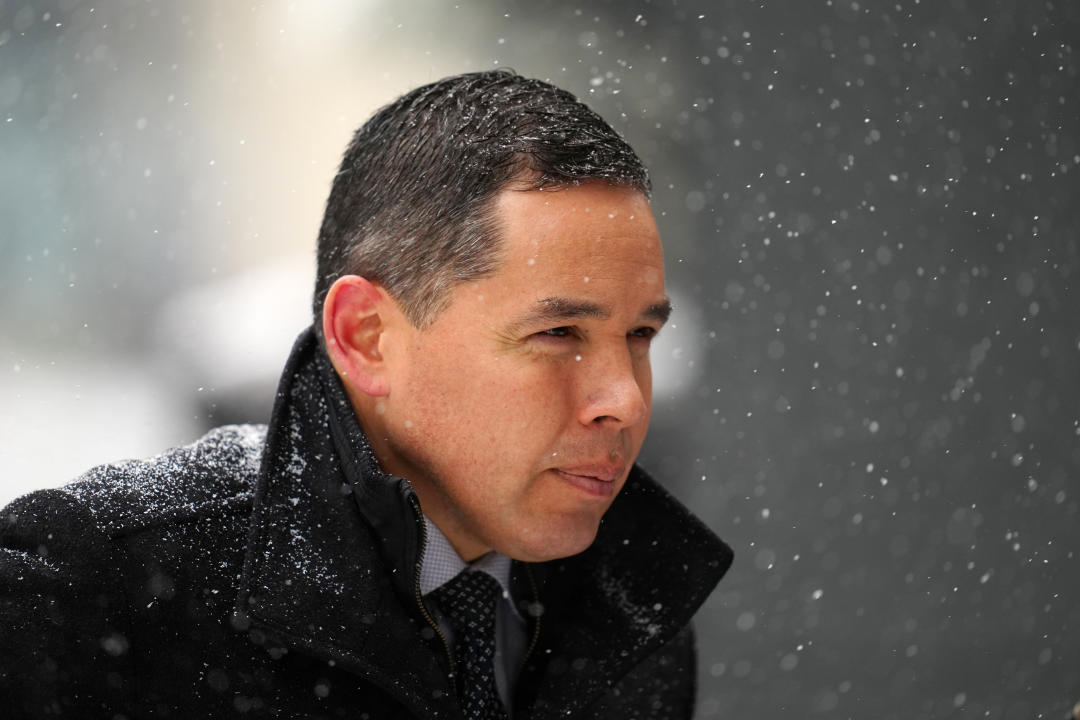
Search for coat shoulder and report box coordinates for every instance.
[0,424,267,714]
[55,423,267,537]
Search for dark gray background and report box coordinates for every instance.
[2,1,1077,718]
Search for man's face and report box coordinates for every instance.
[374,182,667,562]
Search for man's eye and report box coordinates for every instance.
[630,326,658,340]
[539,327,574,338]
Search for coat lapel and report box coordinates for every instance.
[524,469,734,718]
[234,330,455,718]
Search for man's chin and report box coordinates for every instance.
[500,520,602,563]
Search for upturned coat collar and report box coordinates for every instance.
[235,328,732,719]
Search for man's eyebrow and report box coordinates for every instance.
[511,297,610,331]
[644,299,673,325]
[507,295,673,333]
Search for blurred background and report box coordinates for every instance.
[1,0,1077,717]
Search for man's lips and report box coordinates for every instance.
[552,464,626,498]
[556,464,624,483]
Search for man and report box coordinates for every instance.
[0,70,732,718]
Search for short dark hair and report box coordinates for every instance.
[313,69,651,331]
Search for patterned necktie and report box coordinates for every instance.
[432,570,509,720]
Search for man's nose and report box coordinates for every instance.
[576,348,650,428]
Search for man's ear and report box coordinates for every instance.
[322,275,395,397]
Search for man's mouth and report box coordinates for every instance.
[552,464,625,498]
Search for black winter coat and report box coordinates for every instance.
[0,329,732,719]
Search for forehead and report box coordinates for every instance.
[485,183,665,304]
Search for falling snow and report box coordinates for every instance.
[0,1,1077,718]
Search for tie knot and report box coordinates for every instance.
[433,570,503,627]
